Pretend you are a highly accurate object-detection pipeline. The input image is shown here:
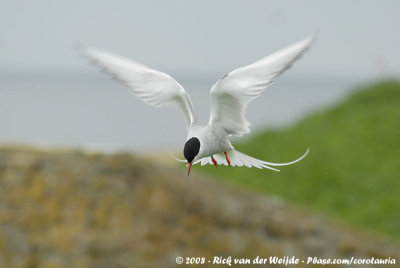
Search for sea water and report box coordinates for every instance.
[0,73,360,153]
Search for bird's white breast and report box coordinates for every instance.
[187,124,233,161]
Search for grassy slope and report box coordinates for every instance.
[201,80,400,240]
[2,148,399,267]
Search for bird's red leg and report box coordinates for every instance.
[224,152,231,166]
[211,156,217,167]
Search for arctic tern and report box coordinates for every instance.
[80,34,315,176]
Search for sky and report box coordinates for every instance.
[1,0,400,152]
[1,0,400,80]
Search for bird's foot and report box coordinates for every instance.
[211,156,217,167]
[224,152,231,166]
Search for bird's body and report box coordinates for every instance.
[80,34,315,175]
[187,124,233,162]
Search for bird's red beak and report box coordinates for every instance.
[187,162,192,176]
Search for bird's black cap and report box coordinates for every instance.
[183,137,200,163]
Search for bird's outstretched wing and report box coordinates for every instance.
[80,47,197,128]
[208,34,316,136]
[193,148,309,171]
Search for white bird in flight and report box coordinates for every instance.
[80,34,315,176]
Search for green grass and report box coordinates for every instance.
[201,80,400,240]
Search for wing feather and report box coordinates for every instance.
[208,34,316,136]
[80,47,197,128]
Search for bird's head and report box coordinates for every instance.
[183,137,200,176]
